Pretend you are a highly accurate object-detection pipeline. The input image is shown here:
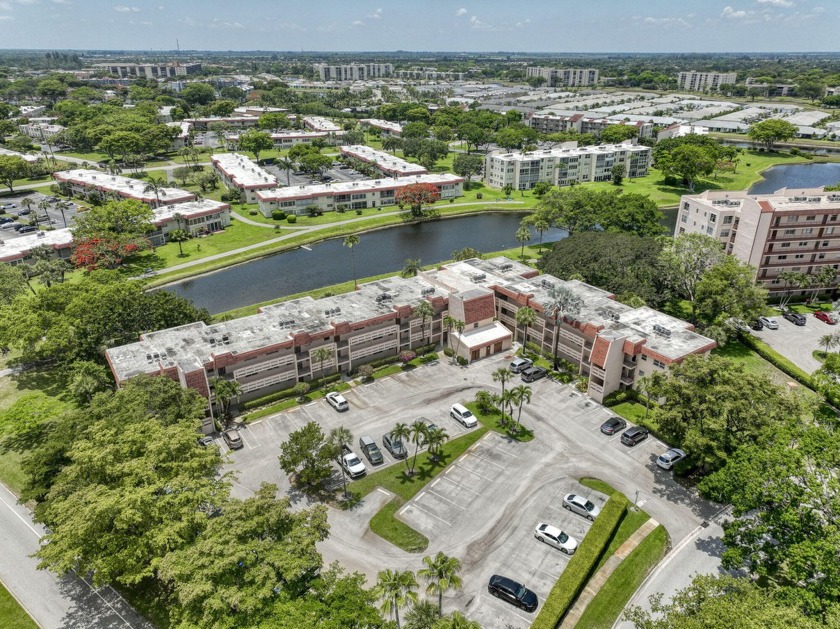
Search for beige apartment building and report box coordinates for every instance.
[314,63,393,81]
[211,153,278,203]
[483,141,651,190]
[105,257,714,425]
[526,67,599,87]
[53,169,195,208]
[528,113,654,139]
[677,188,840,293]
[677,71,737,92]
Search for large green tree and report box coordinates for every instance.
[659,233,725,324]
[657,144,716,192]
[748,119,797,150]
[278,421,337,490]
[451,153,484,188]
[695,256,767,329]
[536,187,662,237]
[0,154,30,193]
[238,129,274,163]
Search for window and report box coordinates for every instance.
[781,243,790,248]
[778,255,788,260]
[795,254,804,259]
[683,202,690,210]
[653,359,665,369]
[723,216,733,224]
[784,229,796,235]
[824,241,830,247]
[709,213,717,223]
[799,242,808,247]
[803,228,814,235]
[721,230,730,237]
[640,354,647,361]
[807,216,817,221]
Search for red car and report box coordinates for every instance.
[814,311,837,325]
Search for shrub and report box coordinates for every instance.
[443,347,455,357]
[476,192,483,199]
[419,353,438,364]
[367,355,401,369]
[672,457,698,478]
[357,364,374,381]
[249,209,258,216]
[456,356,468,366]
[603,389,640,407]
[271,210,286,220]
[336,204,346,214]
[356,208,363,215]
[531,494,628,629]
[399,350,417,364]
[286,215,297,224]
[220,192,232,202]
[449,198,454,203]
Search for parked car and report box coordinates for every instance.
[621,426,649,446]
[222,429,243,450]
[325,391,349,412]
[783,311,807,326]
[600,416,627,435]
[1,222,21,230]
[815,311,837,325]
[726,317,751,333]
[656,448,687,470]
[15,208,30,216]
[758,316,779,330]
[751,318,764,331]
[17,226,37,233]
[0,217,13,224]
[340,445,367,478]
[487,575,538,612]
[382,432,407,459]
[509,357,533,373]
[534,523,578,554]
[520,366,547,382]
[420,416,439,434]
[359,435,384,465]
[197,435,215,447]
[563,493,601,520]
[450,403,478,428]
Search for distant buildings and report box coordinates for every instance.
[395,68,466,81]
[0,146,40,163]
[656,123,710,141]
[526,67,599,88]
[256,173,464,217]
[527,113,654,139]
[314,63,393,81]
[359,119,403,137]
[677,71,737,92]
[677,188,840,294]
[483,142,651,190]
[225,130,344,150]
[92,62,202,78]
[302,116,343,133]
[0,228,74,265]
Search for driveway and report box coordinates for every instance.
[752,312,829,374]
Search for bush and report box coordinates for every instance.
[357,364,374,381]
[531,494,628,629]
[220,192,232,202]
[355,208,363,215]
[443,347,454,357]
[239,373,341,411]
[306,204,323,217]
[476,192,483,199]
[419,353,438,364]
[271,210,286,220]
[603,389,640,407]
[249,209,258,215]
[672,457,699,478]
[456,356,468,366]
[336,204,346,214]
[738,335,813,390]
[286,215,297,224]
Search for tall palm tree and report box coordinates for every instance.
[408,419,428,475]
[210,377,242,426]
[443,314,455,356]
[343,234,360,290]
[819,334,837,355]
[452,319,466,361]
[373,569,418,629]
[143,175,168,207]
[327,426,353,498]
[401,258,422,278]
[515,225,531,258]
[417,551,463,617]
[515,306,536,346]
[637,372,665,421]
[425,427,449,463]
[311,346,332,378]
[391,422,412,475]
[404,600,439,628]
[168,229,190,257]
[414,300,435,345]
[492,367,513,419]
[546,285,582,370]
[511,384,532,431]
[441,611,481,628]
[501,389,516,426]
[55,200,69,228]
[277,156,294,186]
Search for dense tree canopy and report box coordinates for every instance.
[535,187,664,237]
[748,118,797,150]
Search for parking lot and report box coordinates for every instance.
[263,161,370,189]
[219,352,714,628]
[753,309,832,374]
[0,191,80,238]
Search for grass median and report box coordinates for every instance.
[0,582,38,629]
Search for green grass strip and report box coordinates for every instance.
[369,498,429,553]
[0,581,38,629]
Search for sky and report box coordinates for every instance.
[0,0,836,53]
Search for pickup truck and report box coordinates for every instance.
[341,445,367,478]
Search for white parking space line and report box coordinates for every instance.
[483,439,521,458]
[250,420,263,426]
[454,460,496,482]
[401,501,452,526]
[241,425,261,449]
[425,487,467,510]
[437,474,480,495]
[534,565,562,579]
[469,449,508,470]
[483,597,534,625]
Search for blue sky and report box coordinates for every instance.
[0,0,835,52]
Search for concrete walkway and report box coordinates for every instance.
[561,517,660,628]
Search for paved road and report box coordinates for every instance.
[752,313,827,374]
[0,483,152,629]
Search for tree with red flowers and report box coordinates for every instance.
[395,183,441,220]
[71,199,155,270]
[71,237,147,270]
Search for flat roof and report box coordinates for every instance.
[257,173,463,202]
[487,141,649,163]
[152,199,230,225]
[53,169,195,205]
[0,228,74,262]
[0,147,40,163]
[211,153,277,189]
[339,145,428,175]
[360,118,403,133]
[686,187,840,214]
[303,116,342,132]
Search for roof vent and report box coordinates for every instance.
[471,273,486,282]
[652,324,672,338]
[541,279,554,288]
[421,286,435,296]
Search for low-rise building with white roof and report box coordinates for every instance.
[0,228,74,264]
[53,169,195,208]
[303,116,343,133]
[18,123,65,141]
[339,145,428,177]
[210,153,277,203]
[359,119,403,136]
[0,146,40,163]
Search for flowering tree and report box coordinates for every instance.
[71,237,145,270]
[395,183,441,219]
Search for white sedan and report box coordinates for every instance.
[759,316,779,330]
[534,523,578,554]
[656,448,687,470]
[325,391,349,412]
[563,493,601,520]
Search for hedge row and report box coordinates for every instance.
[531,493,629,629]
[738,334,814,389]
[239,373,341,411]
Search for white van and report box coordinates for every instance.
[450,403,478,428]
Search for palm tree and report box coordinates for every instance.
[404,600,439,628]
[401,258,422,278]
[408,419,428,475]
[637,372,665,421]
[425,427,448,464]
[55,200,69,228]
[438,610,481,628]
[414,300,435,345]
[168,229,190,256]
[451,319,466,361]
[343,234,360,290]
[515,225,531,258]
[492,367,513,420]
[143,175,168,207]
[210,377,242,426]
[311,346,332,378]
[546,285,582,370]
[531,215,551,250]
[819,333,837,355]
[443,314,455,357]
[391,422,412,475]
[510,384,532,431]
[373,569,418,629]
[277,156,294,186]
[515,306,536,346]
[500,389,516,426]
[417,551,463,617]
[327,426,353,498]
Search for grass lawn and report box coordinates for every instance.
[369,498,429,552]
[712,339,814,391]
[584,150,809,207]
[0,451,27,495]
[609,402,651,426]
[0,582,37,629]
[575,525,668,629]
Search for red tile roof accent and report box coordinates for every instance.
[622,338,645,355]
[590,336,611,369]
[462,293,496,324]
[759,201,775,213]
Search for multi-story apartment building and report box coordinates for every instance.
[340,145,429,177]
[677,71,737,92]
[526,67,599,87]
[17,122,65,141]
[395,69,466,81]
[105,256,714,425]
[256,174,464,217]
[225,130,344,150]
[184,116,261,131]
[677,188,840,293]
[359,119,403,137]
[93,62,202,78]
[484,142,651,190]
[211,153,278,203]
[528,113,653,139]
[302,116,343,133]
[0,228,74,265]
[53,169,195,208]
[314,63,393,81]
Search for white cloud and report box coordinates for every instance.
[367,7,382,19]
[455,7,467,16]
[642,16,691,26]
[210,17,243,29]
[352,19,363,26]
[469,15,492,30]
[113,5,139,12]
[515,18,531,27]
[51,0,70,4]
[757,0,793,6]
[0,1,12,9]
[0,13,13,19]
[721,6,748,18]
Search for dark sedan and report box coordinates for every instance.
[621,426,649,446]
[488,575,538,612]
[600,416,627,435]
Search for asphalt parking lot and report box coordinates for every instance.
[0,192,79,237]
[220,352,716,628]
[752,310,832,374]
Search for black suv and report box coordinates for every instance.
[520,366,547,382]
[487,575,538,612]
[783,311,806,326]
[621,426,649,446]
[751,318,764,331]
